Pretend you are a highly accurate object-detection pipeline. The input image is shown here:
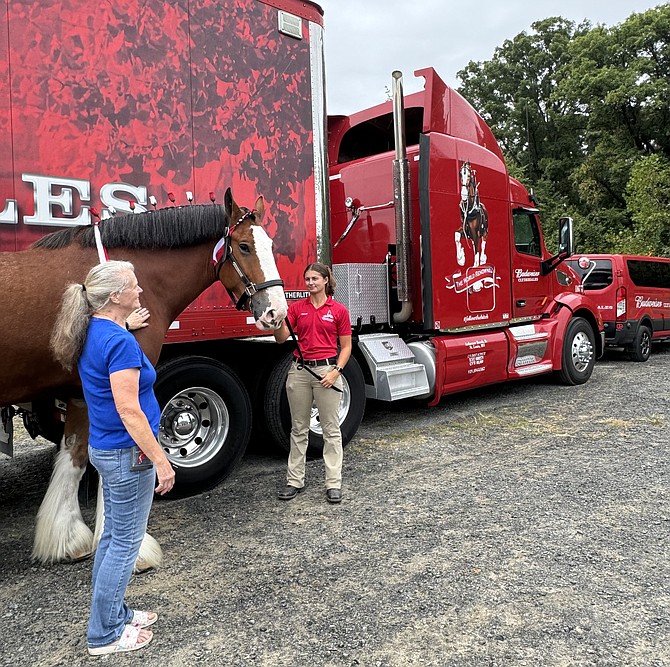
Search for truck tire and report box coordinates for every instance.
[263,352,366,458]
[154,356,252,497]
[26,399,65,445]
[556,317,596,386]
[629,325,652,362]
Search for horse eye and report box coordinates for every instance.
[238,243,251,255]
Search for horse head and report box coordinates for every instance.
[214,188,288,331]
[459,161,471,186]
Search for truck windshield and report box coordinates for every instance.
[564,259,613,290]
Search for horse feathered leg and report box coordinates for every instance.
[92,480,163,573]
[32,400,94,563]
[135,532,163,574]
[455,231,465,266]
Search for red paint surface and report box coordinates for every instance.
[1,0,320,340]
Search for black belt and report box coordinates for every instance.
[294,356,337,367]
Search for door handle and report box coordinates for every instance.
[516,299,526,307]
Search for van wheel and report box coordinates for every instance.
[263,352,366,458]
[629,325,652,362]
[154,357,252,497]
[556,317,596,385]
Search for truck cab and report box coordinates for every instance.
[328,68,603,403]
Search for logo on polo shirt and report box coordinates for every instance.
[322,309,334,322]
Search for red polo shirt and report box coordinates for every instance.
[287,297,352,360]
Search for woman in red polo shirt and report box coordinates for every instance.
[273,262,352,503]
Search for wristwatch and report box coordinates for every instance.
[334,366,344,373]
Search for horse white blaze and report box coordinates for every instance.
[251,226,288,330]
[33,443,93,563]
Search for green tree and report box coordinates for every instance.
[457,17,590,190]
[622,154,670,255]
[457,6,670,255]
[558,5,670,252]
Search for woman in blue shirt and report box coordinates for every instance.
[51,260,175,656]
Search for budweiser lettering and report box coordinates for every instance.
[635,296,663,308]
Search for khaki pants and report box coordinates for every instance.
[285,362,343,490]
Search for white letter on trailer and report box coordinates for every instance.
[0,199,18,224]
[22,174,91,226]
[100,183,148,214]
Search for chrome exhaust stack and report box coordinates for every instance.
[392,70,413,323]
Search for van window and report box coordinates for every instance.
[627,259,670,288]
[564,258,613,290]
[513,211,541,257]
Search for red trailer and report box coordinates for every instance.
[1,1,603,495]
[0,0,333,493]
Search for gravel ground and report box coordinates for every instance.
[1,348,669,667]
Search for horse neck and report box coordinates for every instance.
[467,181,478,207]
[127,244,215,322]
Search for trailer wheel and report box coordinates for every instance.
[263,352,366,458]
[154,357,252,497]
[556,317,596,385]
[629,325,652,362]
[27,399,65,445]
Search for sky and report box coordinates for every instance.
[316,0,666,115]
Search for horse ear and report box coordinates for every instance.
[254,196,265,222]
[224,188,234,218]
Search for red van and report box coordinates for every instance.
[564,254,670,361]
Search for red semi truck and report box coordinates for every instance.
[0,0,603,494]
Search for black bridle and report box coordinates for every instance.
[212,207,284,312]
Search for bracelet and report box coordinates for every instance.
[334,366,343,373]
[125,321,131,331]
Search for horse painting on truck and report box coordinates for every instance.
[455,160,489,272]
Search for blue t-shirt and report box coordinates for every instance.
[78,318,161,450]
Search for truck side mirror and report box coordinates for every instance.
[558,216,574,257]
[541,216,575,275]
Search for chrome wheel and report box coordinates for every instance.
[570,331,594,373]
[158,387,230,469]
[309,377,351,436]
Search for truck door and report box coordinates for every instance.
[511,208,549,320]
[420,133,512,331]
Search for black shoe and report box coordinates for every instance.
[277,485,304,501]
[326,488,342,504]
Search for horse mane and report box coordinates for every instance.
[31,205,230,251]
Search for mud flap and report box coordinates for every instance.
[0,406,14,457]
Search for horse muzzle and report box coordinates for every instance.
[251,285,287,331]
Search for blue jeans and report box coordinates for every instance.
[87,446,155,648]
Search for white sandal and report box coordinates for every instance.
[88,624,153,656]
[131,609,158,628]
